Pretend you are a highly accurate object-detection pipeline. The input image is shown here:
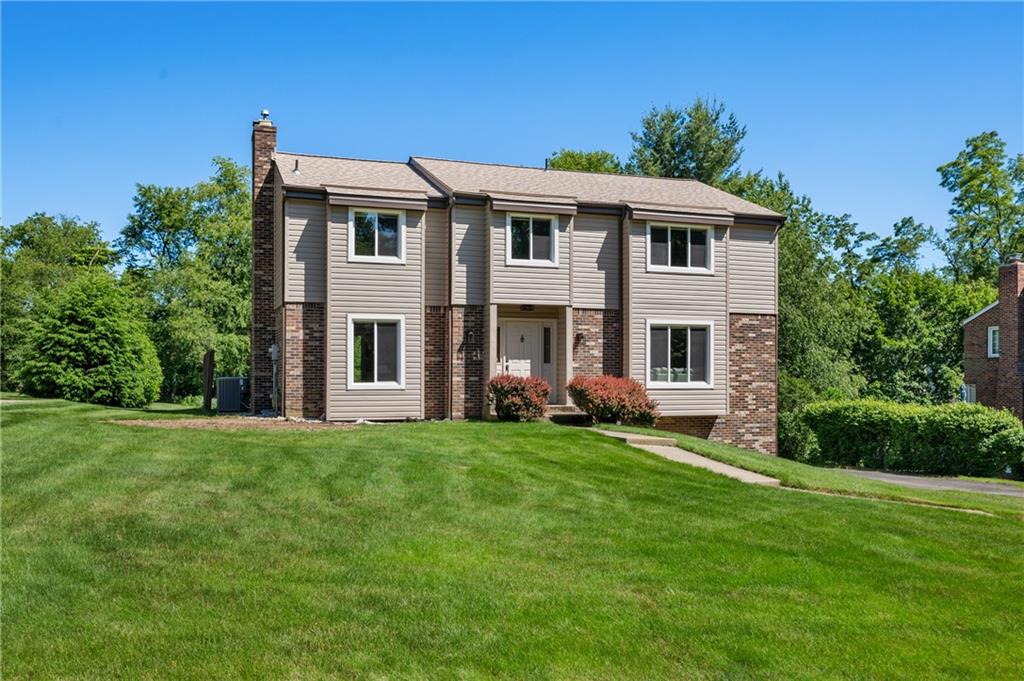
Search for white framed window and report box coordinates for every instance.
[962,384,977,404]
[646,319,714,389]
[348,207,406,264]
[347,314,405,389]
[646,223,714,274]
[988,326,1000,358]
[506,213,558,267]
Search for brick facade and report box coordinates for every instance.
[250,118,277,413]
[996,259,1023,419]
[963,304,1000,409]
[450,305,485,419]
[657,313,778,454]
[281,303,325,418]
[424,306,449,419]
[572,308,623,378]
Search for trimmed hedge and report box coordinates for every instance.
[798,399,1024,476]
[567,375,659,426]
[486,375,549,421]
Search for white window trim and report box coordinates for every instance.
[645,318,715,389]
[348,207,407,264]
[346,314,406,390]
[645,222,715,275]
[505,213,559,268]
[987,326,1000,358]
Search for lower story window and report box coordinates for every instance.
[648,321,712,386]
[350,316,403,388]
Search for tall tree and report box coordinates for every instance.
[937,131,1024,282]
[120,157,252,400]
[546,149,623,174]
[627,97,746,185]
[0,213,116,387]
[867,217,936,273]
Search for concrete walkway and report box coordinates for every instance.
[597,430,780,486]
[841,469,1024,498]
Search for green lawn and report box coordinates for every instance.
[605,424,1024,521]
[3,399,1023,679]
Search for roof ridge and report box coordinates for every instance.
[277,150,410,166]
[411,155,709,184]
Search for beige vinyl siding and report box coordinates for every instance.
[325,205,423,420]
[284,198,326,303]
[423,208,449,307]
[273,166,285,309]
[629,224,728,415]
[571,213,620,309]
[452,205,486,305]
[728,225,777,314]
[491,211,571,305]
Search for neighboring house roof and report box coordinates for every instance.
[273,151,783,221]
[411,156,783,220]
[962,301,999,327]
[276,152,445,198]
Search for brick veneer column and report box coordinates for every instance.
[424,306,449,419]
[996,257,1024,419]
[572,308,623,378]
[450,305,485,419]
[251,116,277,413]
[282,303,325,418]
[657,314,778,455]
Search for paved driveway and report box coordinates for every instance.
[843,470,1024,498]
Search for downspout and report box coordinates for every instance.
[447,197,455,419]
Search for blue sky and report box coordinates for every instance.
[3,2,1022,265]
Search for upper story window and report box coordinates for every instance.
[349,208,405,264]
[348,314,404,389]
[647,223,713,274]
[988,326,1000,358]
[507,214,558,267]
[647,320,713,388]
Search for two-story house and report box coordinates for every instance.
[251,114,784,453]
[962,255,1023,419]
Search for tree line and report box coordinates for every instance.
[1,99,1021,410]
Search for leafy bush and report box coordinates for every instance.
[800,399,1024,476]
[777,410,819,462]
[16,271,162,408]
[487,375,549,421]
[567,375,659,426]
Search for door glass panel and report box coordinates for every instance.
[670,327,689,382]
[690,327,708,382]
[377,214,399,257]
[650,326,669,382]
[543,326,551,364]
[353,321,375,382]
[650,227,669,266]
[690,228,708,269]
[354,212,376,256]
[532,218,552,261]
[511,217,530,259]
[376,322,399,382]
[671,228,689,268]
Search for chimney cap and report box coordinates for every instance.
[1009,253,1023,264]
[260,109,270,120]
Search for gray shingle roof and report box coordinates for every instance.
[276,152,444,198]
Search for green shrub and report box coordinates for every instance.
[16,271,162,408]
[982,429,1024,479]
[777,410,819,462]
[800,399,1023,476]
[487,375,549,421]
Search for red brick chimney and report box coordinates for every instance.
[251,112,277,413]
[996,253,1024,419]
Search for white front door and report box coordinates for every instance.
[504,322,540,378]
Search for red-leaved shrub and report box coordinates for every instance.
[487,374,550,421]
[567,375,659,426]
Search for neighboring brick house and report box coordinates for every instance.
[251,114,784,453]
[962,255,1024,420]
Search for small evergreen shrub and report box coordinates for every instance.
[800,399,1024,476]
[567,375,659,426]
[777,410,819,462]
[487,375,549,421]
[16,271,162,408]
